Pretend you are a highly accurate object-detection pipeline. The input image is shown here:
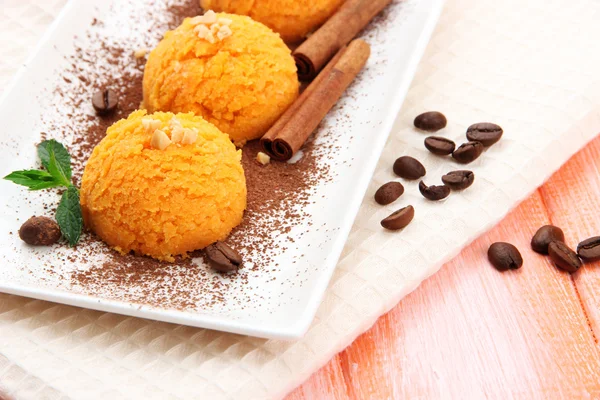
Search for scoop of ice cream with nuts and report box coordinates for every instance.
[80,110,247,262]
[142,11,299,146]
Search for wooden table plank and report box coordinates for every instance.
[288,189,600,399]
[540,135,600,339]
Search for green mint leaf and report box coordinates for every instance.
[56,186,83,246]
[47,151,72,187]
[29,180,65,190]
[38,139,72,181]
[3,169,62,190]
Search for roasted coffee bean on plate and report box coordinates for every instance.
[204,241,242,273]
[548,241,581,273]
[452,141,484,164]
[441,170,474,190]
[414,111,447,132]
[92,89,118,115]
[466,122,503,147]
[424,136,455,155]
[488,242,523,271]
[393,156,426,180]
[418,181,450,201]
[19,216,62,246]
[531,225,565,254]
[577,236,600,261]
[381,205,414,231]
[374,181,404,205]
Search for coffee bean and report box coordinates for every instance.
[414,111,447,132]
[418,181,450,201]
[92,89,118,115]
[424,136,455,155]
[531,225,565,254]
[381,205,414,231]
[19,216,61,246]
[441,170,474,190]
[204,241,242,273]
[452,141,483,164]
[548,241,581,273]
[393,156,426,180]
[374,182,404,205]
[577,236,600,260]
[466,122,503,147]
[487,242,523,271]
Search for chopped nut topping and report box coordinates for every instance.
[191,9,217,25]
[151,129,171,150]
[191,10,233,43]
[194,24,215,43]
[134,47,148,59]
[217,25,232,41]
[142,117,161,134]
[256,152,271,165]
[171,126,185,143]
[169,117,182,129]
[181,129,198,145]
[165,117,198,145]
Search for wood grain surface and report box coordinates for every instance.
[287,135,600,399]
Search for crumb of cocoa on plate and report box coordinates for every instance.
[31,0,331,311]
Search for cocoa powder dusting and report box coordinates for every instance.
[34,0,332,312]
[225,140,324,269]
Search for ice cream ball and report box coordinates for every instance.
[143,12,299,146]
[80,110,247,262]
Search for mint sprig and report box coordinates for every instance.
[3,139,83,246]
[4,169,60,190]
[56,186,83,246]
[38,139,72,179]
[47,151,72,187]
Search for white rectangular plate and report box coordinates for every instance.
[0,0,443,339]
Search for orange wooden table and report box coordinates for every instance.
[287,135,600,398]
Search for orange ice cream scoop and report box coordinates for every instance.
[80,110,247,262]
[142,12,299,147]
[200,0,346,43]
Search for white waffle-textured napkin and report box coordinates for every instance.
[2,0,600,399]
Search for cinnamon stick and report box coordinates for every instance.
[261,39,370,161]
[261,45,347,153]
[293,0,392,81]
